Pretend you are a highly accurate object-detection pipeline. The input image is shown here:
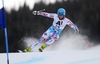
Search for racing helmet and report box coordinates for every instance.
[57,8,66,16]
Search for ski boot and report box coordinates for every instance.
[24,47,32,52]
[39,43,47,52]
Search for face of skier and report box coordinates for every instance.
[58,15,65,20]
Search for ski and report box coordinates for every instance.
[18,49,43,53]
[18,50,24,53]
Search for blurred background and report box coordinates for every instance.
[0,0,100,52]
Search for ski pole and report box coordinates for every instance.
[39,9,45,12]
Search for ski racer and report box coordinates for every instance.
[24,8,79,52]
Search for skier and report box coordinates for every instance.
[24,8,79,52]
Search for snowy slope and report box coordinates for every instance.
[0,46,100,64]
[1,33,100,64]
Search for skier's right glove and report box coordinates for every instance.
[32,11,40,15]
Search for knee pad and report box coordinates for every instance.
[52,34,59,41]
[39,37,47,42]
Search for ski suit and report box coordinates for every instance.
[31,12,79,48]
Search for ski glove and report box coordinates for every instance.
[73,25,80,34]
[32,11,40,15]
[75,29,80,34]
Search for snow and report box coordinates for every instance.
[0,0,3,9]
[4,0,67,12]
[1,34,100,64]
[0,47,100,64]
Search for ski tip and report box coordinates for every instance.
[18,50,23,53]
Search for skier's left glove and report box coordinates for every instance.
[32,11,40,15]
[75,29,80,34]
